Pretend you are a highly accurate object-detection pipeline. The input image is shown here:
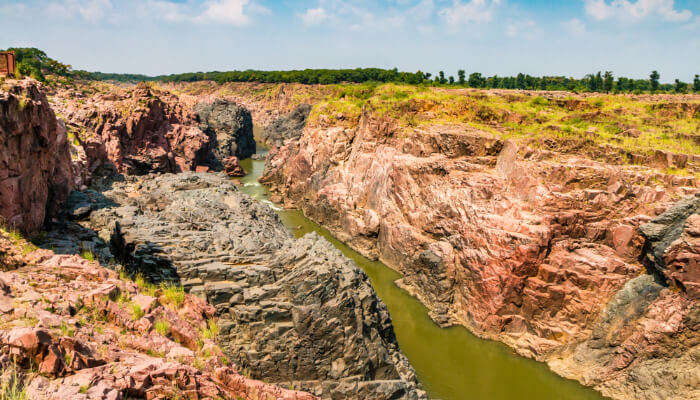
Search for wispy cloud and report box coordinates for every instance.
[584,0,692,22]
[439,0,502,27]
[37,0,268,26]
[46,0,115,22]
[297,1,406,32]
[561,18,586,36]
[505,19,538,39]
[300,7,329,26]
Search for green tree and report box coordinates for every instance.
[649,70,660,93]
[674,79,687,93]
[438,71,446,84]
[448,76,455,85]
[468,72,485,88]
[516,73,525,89]
[603,71,614,93]
[694,74,700,92]
[457,69,466,85]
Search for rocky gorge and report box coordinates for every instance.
[250,84,698,400]
[0,78,425,399]
[1,76,698,400]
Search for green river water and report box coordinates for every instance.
[239,143,607,400]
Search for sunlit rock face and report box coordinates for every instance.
[261,106,698,400]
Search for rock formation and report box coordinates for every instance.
[259,103,311,148]
[0,232,316,400]
[260,109,699,400]
[195,99,256,161]
[0,79,72,233]
[76,172,426,400]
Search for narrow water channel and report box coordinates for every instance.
[239,143,606,400]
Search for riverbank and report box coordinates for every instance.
[240,143,607,400]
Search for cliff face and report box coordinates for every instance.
[0,79,72,233]
[260,106,698,399]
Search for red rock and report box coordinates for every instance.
[0,80,73,233]
[223,156,246,177]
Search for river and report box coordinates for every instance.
[239,143,607,400]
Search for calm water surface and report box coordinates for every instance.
[239,140,606,400]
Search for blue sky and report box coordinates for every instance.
[0,0,698,81]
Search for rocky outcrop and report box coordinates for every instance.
[640,194,699,299]
[0,232,316,400]
[0,79,72,233]
[259,103,311,148]
[52,82,214,184]
[78,172,425,399]
[260,111,698,400]
[195,99,255,161]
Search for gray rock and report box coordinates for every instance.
[639,193,699,282]
[85,172,426,400]
[195,100,256,161]
[259,103,311,148]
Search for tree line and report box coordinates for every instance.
[4,47,699,94]
[82,68,700,94]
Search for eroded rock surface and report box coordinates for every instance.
[81,172,426,399]
[0,79,72,233]
[0,232,316,400]
[195,99,255,160]
[259,103,311,148]
[261,111,699,400]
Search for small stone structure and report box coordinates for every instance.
[0,51,16,76]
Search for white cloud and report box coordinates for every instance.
[301,7,329,26]
[297,1,406,32]
[505,19,537,38]
[584,0,692,22]
[46,0,115,22]
[198,0,251,26]
[439,0,501,27]
[562,18,586,36]
[144,0,188,23]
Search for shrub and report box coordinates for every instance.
[155,319,170,336]
[0,365,27,400]
[160,283,185,308]
[130,303,144,321]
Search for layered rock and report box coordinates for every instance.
[0,79,72,233]
[77,172,426,399]
[260,110,698,400]
[59,83,213,179]
[640,194,699,299]
[259,103,311,148]
[0,231,315,400]
[195,99,255,160]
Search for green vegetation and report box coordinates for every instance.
[160,283,185,308]
[2,47,72,82]
[200,319,220,340]
[59,321,75,337]
[79,249,95,261]
[155,319,170,336]
[130,303,144,321]
[306,82,699,158]
[0,365,27,400]
[3,47,696,93]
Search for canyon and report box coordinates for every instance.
[0,76,697,400]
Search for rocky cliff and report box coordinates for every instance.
[260,98,699,399]
[75,172,426,399]
[49,82,256,186]
[0,79,72,233]
[1,80,424,399]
